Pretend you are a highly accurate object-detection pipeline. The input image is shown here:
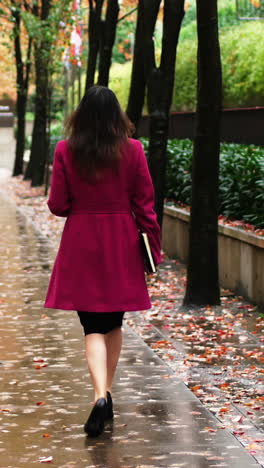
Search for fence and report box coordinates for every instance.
[138,107,264,146]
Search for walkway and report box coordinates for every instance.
[0,127,15,175]
[0,193,260,466]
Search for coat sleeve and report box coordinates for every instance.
[131,140,161,266]
[47,142,72,217]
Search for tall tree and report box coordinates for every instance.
[184,0,222,306]
[126,0,145,130]
[24,0,72,186]
[24,0,52,186]
[145,0,185,226]
[0,0,33,176]
[98,0,119,85]
[127,0,184,225]
[85,0,119,90]
[85,0,103,89]
[12,1,34,176]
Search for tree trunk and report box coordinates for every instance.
[12,7,32,176]
[97,0,119,86]
[145,0,185,226]
[126,0,148,130]
[24,0,51,186]
[13,94,27,176]
[85,0,104,91]
[25,47,49,186]
[183,0,222,306]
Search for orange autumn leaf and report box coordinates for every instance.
[151,339,171,349]
[219,407,229,413]
[204,426,217,433]
[206,357,213,363]
[166,354,175,360]
[219,383,230,389]
[191,385,201,391]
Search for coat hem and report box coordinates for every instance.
[43,303,152,312]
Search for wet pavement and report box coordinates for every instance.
[0,193,262,466]
[0,128,15,175]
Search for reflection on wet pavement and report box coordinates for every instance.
[0,195,260,467]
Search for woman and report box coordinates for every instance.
[44,86,161,437]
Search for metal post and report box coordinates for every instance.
[71,65,75,112]
[64,65,69,120]
[78,65,82,103]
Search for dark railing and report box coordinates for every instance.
[138,107,264,146]
[0,100,14,127]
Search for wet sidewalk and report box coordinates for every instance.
[0,128,15,175]
[0,197,261,466]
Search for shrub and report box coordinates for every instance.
[221,23,264,108]
[109,62,132,110]
[219,143,264,226]
[141,138,264,228]
[173,21,264,111]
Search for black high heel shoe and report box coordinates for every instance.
[106,391,114,420]
[84,397,107,437]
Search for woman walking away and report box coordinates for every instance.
[44,86,161,437]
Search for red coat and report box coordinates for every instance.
[44,138,161,312]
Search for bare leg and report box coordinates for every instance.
[105,326,123,393]
[84,333,107,402]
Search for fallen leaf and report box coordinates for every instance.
[39,456,53,463]
[233,429,245,435]
[219,407,230,413]
[35,363,48,369]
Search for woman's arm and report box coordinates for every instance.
[47,142,72,217]
[131,140,161,266]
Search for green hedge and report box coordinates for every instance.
[173,21,264,111]
[140,138,264,228]
[109,21,264,112]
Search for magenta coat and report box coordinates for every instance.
[44,138,161,312]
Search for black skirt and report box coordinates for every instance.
[77,311,125,335]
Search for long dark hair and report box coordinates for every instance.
[66,86,133,180]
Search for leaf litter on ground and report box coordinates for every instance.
[1,175,263,464]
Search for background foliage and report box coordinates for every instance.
[108,2,264,111]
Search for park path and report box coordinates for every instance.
[0,128,15,176]
[0,185,261,464]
